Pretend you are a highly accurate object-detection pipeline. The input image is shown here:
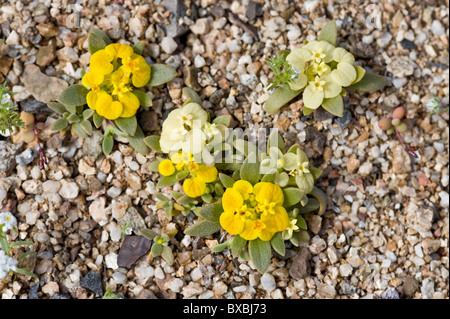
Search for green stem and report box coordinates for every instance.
[309,186,327,216]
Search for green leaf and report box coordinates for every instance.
[298,229,310,242]
[147,64,177,87]
[148,159,161,172]
[352,66,366,84]
[161,246,174,265]
[51,118,69,131]
[132,90,152,107]
[350,71,386,92]
[18,251,35,262]
[14,268,37,278]
[240,155,260,185]
[261,173,276,183]
[199,202,223,223]
[126,126,150,155]
[230,235,247,258]
[248,239,271,273]
[318,20,338,45]
[219,173,235,188]
[212,242,228,253]
[215,183,224,196]
[177,194,193,206]
[57,84,89,107]
[82,108,95,120]
[296,215,307,229]
[176,170,188,180]
[80,120,93,135]
[309,186,327,215]
[265,86,301,115]
[310,167,323,180]
[155,193,170,202]
[303,106,315,116]
[47,102,67,114]
[71,122,88,138]
[322,95,344,117]
[115,116,138,136]
[88,28,111,54]
[10,241,34,247]
[270,232,285,256]
[212,115,231,127]
[93,112,104,128]
[143,135,161,152]
[132,41,144,55]
[282,187,304,207]
[182,87,202,105]
[268,130,284,152]
[201,193,213,203]
[157,174,178,188]
[67,113,81,124]
[151,243,163,256]
[184,220,221,237]
[234,139,258,157]
[297,198,320,214]
[102,134,114,155]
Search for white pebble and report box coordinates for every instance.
[161,37,178,54]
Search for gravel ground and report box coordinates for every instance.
[0,0,448,300]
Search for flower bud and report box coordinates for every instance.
[392,106,406,119]
[378,118,392,130]
[396,123,407,132]
[391,118,401,126]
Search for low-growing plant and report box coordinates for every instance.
[378,106,418,158]
[425,97,448,115]
[0,212,36,280]
[50,28,177,155]
[0,82,25,136]
[265,20,386,117]
[139,228,175,265]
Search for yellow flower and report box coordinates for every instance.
[330,47,357,87]
[120,54,151,87]
[171,151,193,170]
[182,164,218,198]
[219,181,289,241]
[89,49,114,75]
[158,159,175,176]
[183,178,207,198]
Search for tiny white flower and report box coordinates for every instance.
[425,97,441,114]
[0,212,17,232]
[0,250,18,279]
[1,93,11,105]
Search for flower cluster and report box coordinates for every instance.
[82,43,151,120]
[220,181,289,241]
[0,250,18,279]
[0,82,24,137]
[158,150,218,198]
[0,212,17,233]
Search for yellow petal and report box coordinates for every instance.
[82,71,104,88]
[196,165,218,183]
[254,182,284,206]
[289,73,307,91]
[286,48,310,71]
[92,91,112,117]
[96,92,123,120]
[261,205,289,232]
[259,229,275,241]
[118,92,140,118]
[302,84,324,109]
[232,180,253,200]
[158,159,175,176]
[86,91,98,111]
[105,43,133,59]
[331,62,357,87]
[132,60,151,88]
[240,219,265,241]
[89,50,114,75]
[183,178,206,198]
[323,75,342,98]
[222,188,244,213]
[219,211,245,235]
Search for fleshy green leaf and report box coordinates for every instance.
[318,20,338,45]
[161,246,174,265]
[265,86,301,115]
[296,215,307,229]
[132,41,144,55]
[132,90,152,107]
[230,235,247,258]
[261,173,276,183]
[88,28,111,54]
[51,118,69,131]
[115,116,137,136]
[199,202,223,223]
[184,220,221,237]
[219,173,235,189]
[282,188,304,207]
[143,135,161,152]
[267,130,284,152]
[151,243,163,256]
[177,194,193,206]
[176,170,188,180]
[309,167,323,180]
[67,113,81,124]
[322,95,344,117]
[147,64,177,87]
[155,193,170,202]
[234,139,258,157]
[309,186,327,215]
[212,115,231,127]
[270,232,285,256]
[82,108,95,120]
[148,159,161,172]
[212,242,228,253]
[57,85,89,107]
[93,112,104,128]
[303,106,315,116]
[182,87,202,105]
[71,122,88,138]
[102,134,114,154]
[350,71,386,92]
[80,120,93,135]
[240,154,260,185]
[297,198,320,214]
[126,126,150,155]
[157,174,178,188]
[47,102,67,114]
[248,238,271,273]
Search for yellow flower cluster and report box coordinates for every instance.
[82,43,151,120]
[220,181,289,241]
[158,151,218,198]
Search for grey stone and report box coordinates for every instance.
[381,288,400,299]
[80,271,103,297]
[83,131,103,161]
[20,98,53,116]
[289,247,312,280]
[28,283,39,299]
[117,235,152,268]
[49,293,71,299]
[402,276,419,298]
[335,109,352,128]
[246,1,263,22]
[15,148,36,166]
[400,39,417,49]
[0,141,23,174]
[161,0,194,38]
